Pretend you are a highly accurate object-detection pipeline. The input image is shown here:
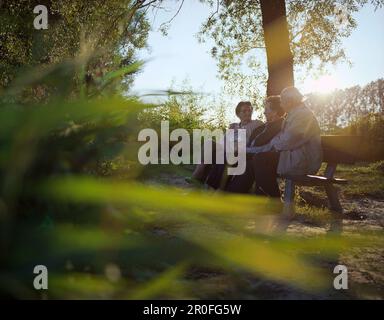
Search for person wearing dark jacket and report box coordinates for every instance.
[224,96,285,194]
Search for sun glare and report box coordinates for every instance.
[308,75,340,94]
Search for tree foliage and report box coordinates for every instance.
[0,0,159,95]
[198,0,384,98]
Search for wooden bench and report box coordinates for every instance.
[279,135,367,232]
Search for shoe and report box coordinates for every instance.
[185,176,204,186]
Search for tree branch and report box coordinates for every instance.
[135,0,160,9]
[159,0,185,28]
[206,0,220,25]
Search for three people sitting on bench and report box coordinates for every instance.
[191,86,323,199]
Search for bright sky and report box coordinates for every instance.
[132,1,384,113]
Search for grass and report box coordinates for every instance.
[132,160,384,299]
[335,161,384,199]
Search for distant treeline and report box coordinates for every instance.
[306,78,384,133]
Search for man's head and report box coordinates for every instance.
[235,101,253,123]
[264,95,284,122]
[280,87,305,113]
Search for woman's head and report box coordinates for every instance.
[264,95,284,122]
[280,87,304,112]
[235,101,253,122]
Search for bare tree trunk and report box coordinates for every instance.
[260,0,294,96]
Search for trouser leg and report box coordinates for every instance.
[224,161,255,194]
[192,142,218,182]
[206,164,226,189]
[192,163,212,182]
[250,152,280,198]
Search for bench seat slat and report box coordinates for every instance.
[280,174,348,186]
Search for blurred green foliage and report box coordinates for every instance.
[0,57,382,300]
[0,1,382,300]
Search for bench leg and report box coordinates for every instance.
[276,179,296,231]
[325,184,343,233]
[283,179,296,218]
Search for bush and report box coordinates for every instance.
[138,85,217,133]
[337,113,384,161]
